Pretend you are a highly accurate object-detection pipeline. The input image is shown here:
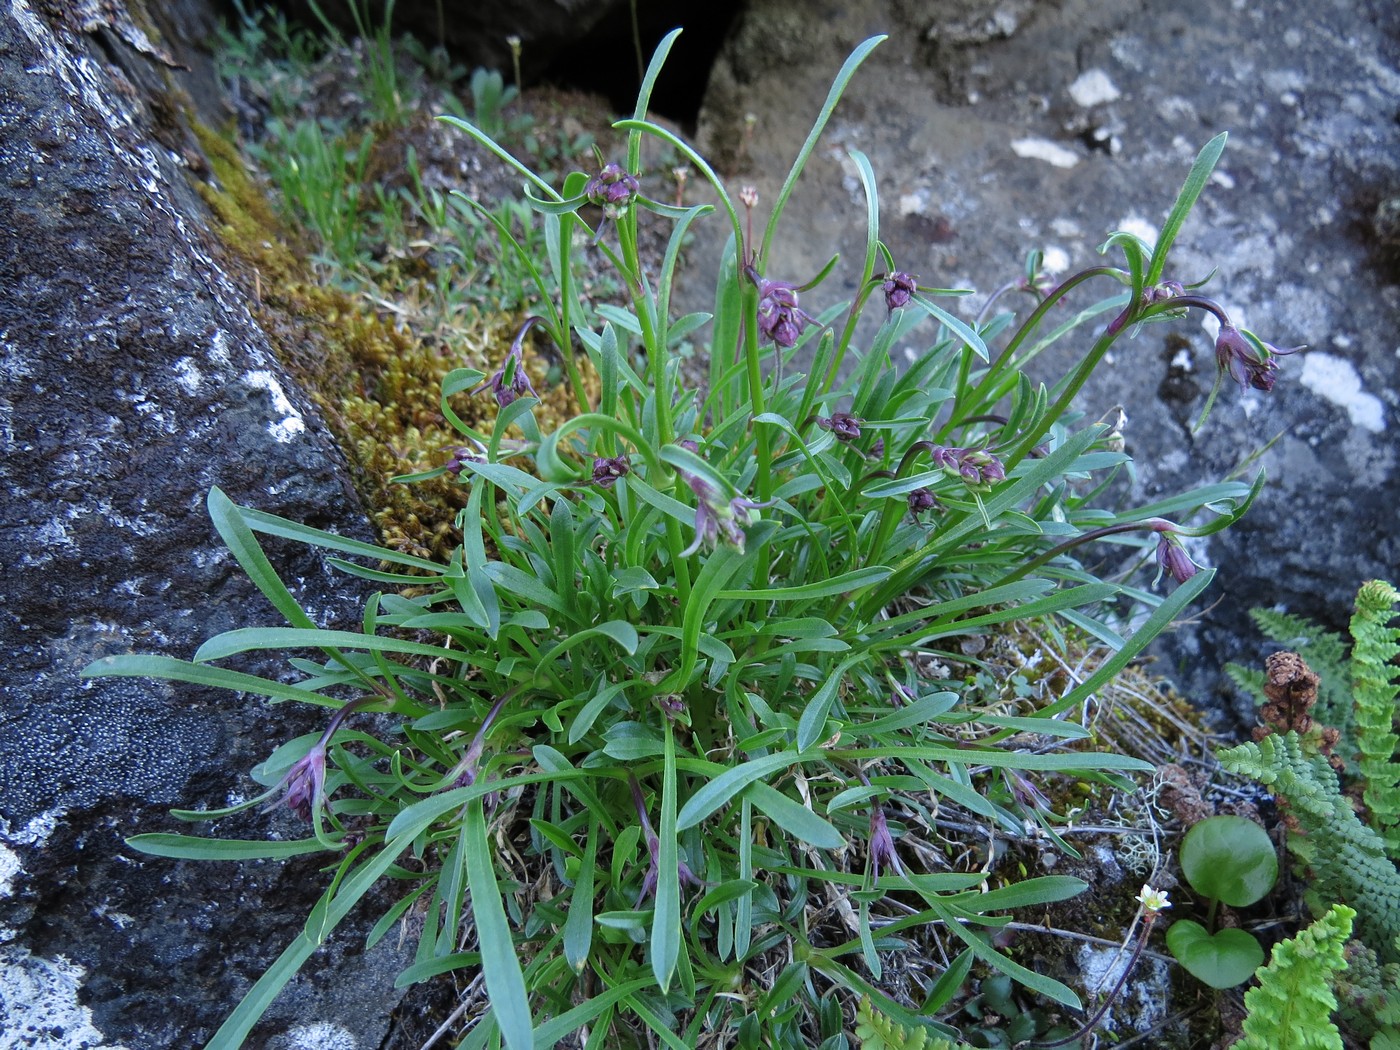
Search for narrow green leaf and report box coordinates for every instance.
[563,821,597,972]
[238,504,441,572]
[194,627,461,664]
[760,35,886,262]
[203,842,407,1050]
[652,721,681,991]
[126,834,330,861]
[717,566,891,602]
[950,875,1087,911]
[912,295,990,361]
[744,781,844,849]
[465,799,533,1050]
[677,751,807,830]
[82,655,339,708]
[797,654,865,752]
[207,488,315,629]
[1147,132,1227,285]
[531,978,650,1048]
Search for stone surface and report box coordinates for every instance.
[691,0,1400,725]
[0,2,408,1045]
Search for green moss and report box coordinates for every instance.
[191,119,591,561]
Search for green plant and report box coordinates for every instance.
[469,65,528,140]
[91,31,1303,1050]
[1235,904,1355,1050]
[305,0,408,126]
[252,116,375,271]
[1165,815,1276,988]
[1219,581,1400,1043]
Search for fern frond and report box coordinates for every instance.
[1225,662,1268,706]
[1236,904,1355,1050]
[855,997,960,1050]
[1218,733,1400,961]
[1350,580,1400,858]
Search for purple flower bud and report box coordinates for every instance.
[1154,530,1199,585]
[591,454,631,488]
[868,803,903,880]
[816,411,864,442]
[882,271,917,312]
[907,487,937,516]
[1141,280,1185,306]
[445,445,484,476]
[584,162,640,212]
[931,445,1005,490]
[866,437,885,460]
[929,444,960,471]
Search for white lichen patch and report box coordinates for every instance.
[0,849,18,903]
[1300,352,1386,433]
[1011,137,1079,168]
[285,1023,358,1050]
[0,947,130,1050]
[244,369,307,442]
[1069,69,1121,107]
[0,802,58,903]
[173,356,203,395]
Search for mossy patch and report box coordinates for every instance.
[190,119,587,560]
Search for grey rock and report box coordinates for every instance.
[692,0,1400,728]
[0,2,407,1046]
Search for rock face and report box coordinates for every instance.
[0,2,408,1046]
[694,0,1400,724]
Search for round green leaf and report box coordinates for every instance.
[1166,919,1265,989]
[1180,814,1278,906]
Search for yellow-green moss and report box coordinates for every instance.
[190,119,591,560]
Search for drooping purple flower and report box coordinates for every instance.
[584,162,640,212]
[868,802,903,881]
[1214,324,1304,392]
[755,277,815,349]
[907,487,938,517]
[1005,769,1053,815]
[882,271,917,312]
[677,464,771,557]
[1154,531,1199,585]
[477,316,543,408]
[272,746,327,822]
[630,774,702,902]
[591,454,631,488]
[264,696,375,822]
[445,446,479,476]
[816,411,864,442]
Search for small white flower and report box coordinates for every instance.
[1135,884,1171,913]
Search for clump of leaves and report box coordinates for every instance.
[90,29,1302,1050]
